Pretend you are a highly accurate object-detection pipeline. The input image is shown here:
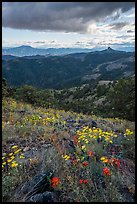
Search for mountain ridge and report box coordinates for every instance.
[2,45,94,57]
[2,45,134,57]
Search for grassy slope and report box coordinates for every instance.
[2,97,135,202]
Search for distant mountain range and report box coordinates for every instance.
[2,47,135,89]
[2,45,94,57]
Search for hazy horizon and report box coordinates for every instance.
[2,44,135,53]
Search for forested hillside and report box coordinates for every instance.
[2,76,135,122]
[2,48,134,89]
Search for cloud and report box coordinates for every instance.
[2,2,134,33]
[127,30,134,33]
[109,22,129,30]
[116,35,133,39]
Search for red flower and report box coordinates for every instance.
[83,179,88,184]
[79,179,83,184]
[79,179,88,185]
[110,158,120,168]
[103,167,111,176]
[82,161,89,167]
[51,177,60,188]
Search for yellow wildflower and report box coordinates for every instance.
[63,155,67,159]
[9,153,13,156]
[81,145,86,150]
[10,156,15,160]
[3,162,6,165]
[124,129,133,136]
[63,155,70,160]
[65,156,70,160]
[102,159,109,163]
[7,159,12,163]
[14,149,22,154]
[20,155,25,159]
[100,156,106,161]
[11,162,18,168]
[85,140,89,144]
[11,145,18,149]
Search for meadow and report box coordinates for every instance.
[2,97,135,202]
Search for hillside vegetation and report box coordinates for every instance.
[3,75,135,122]
[2,95,135,202]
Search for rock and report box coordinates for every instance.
[91,120,97,127]
[28,191,53,202]
[24,172,53,201]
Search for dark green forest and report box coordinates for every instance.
[2,76,135,121]
[2,49,134,89]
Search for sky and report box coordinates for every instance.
[2,2,135,51]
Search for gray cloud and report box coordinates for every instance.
[2,2,134,33]
[98,42,134,47]
[109,22,129,30]
[75,41,84,45]
[35,41,46,44]
[127,30,134,33]
[116,35,133,39]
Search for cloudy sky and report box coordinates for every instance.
[2,2,135,51]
